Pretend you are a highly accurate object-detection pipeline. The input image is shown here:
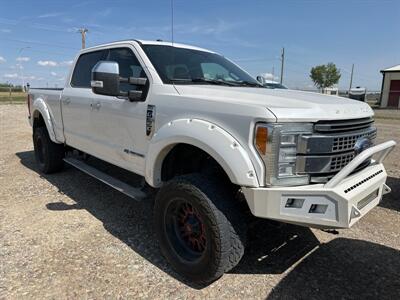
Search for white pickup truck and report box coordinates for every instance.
[28,39,396,283]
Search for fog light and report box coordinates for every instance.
[285,198,305,208]
[309,204,328,214]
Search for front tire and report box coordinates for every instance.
[154,174,246,283]
[33,127,64,174]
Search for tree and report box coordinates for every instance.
[310,63,341,91]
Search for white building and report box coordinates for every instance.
[380,65,400,108]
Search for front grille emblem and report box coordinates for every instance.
[354,137,372,155]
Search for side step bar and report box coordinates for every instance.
[63,157,147,201]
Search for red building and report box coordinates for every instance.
[380,65,400,108]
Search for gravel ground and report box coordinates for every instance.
[373,109,400,120]
[1,105,399,299]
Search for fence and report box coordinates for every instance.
[0,88,26,104]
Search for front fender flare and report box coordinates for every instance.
[145,119,259,188]
[31,98,58,143]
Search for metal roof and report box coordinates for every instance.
[381,64,400,73]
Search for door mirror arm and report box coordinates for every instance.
[120,77,147,86]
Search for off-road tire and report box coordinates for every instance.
[33,127,64,174]
[154,174,246,283]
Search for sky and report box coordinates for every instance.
[0,0,399,90]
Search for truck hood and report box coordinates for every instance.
[174,85,374,122]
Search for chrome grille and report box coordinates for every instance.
[296,117,376,182]
[330,153,355,171]
[332,130,377,152]
[298,127,376,155]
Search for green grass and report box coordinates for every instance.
[0,92,26,104]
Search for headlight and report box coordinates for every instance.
[254,123,313,186]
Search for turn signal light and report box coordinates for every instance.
[255,126,268,155]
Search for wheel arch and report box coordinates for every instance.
[31,98,58,143]
[145,119,259,188]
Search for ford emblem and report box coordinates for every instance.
[354,137,372,155]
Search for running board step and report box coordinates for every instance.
[63,157,146,201]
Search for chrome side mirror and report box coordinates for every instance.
[91,61,120,97]
[91,61,148,102]
[256,76,266,85]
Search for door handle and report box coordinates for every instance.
[91,102,101,110]
[63,97,71,104]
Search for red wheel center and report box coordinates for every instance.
[185,224,192,234]
[178,204,206,253]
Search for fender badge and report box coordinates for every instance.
[146,105,156,137]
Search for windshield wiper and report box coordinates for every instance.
[192,78,238,86]
[170,77,237,86]
[236,81,263,87]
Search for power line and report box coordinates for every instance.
[233,57,277,63]
[0,17,76,34]
[25,49,73,57]
[1,37,79,50]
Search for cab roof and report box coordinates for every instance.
[83,39,216,54]
[138,39,215,53]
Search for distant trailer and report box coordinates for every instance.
[349,87,367,101]
[322,87,339,96]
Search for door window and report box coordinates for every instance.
[107,48,146,92]
[71,50,107,88]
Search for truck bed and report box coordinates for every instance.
[29,88,64,91]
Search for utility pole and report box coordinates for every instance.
[280,47,285,84]
[78,28,88,49]
[18,46,30,92]
[349,63,354,94]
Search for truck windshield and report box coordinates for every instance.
[141,45,261,87]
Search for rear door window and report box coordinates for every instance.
[107,48,146,92]
[71,50,107,88]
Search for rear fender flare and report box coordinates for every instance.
[31,98,58,143]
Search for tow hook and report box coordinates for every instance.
[382,183,391,195]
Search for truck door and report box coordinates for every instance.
[89,46,150,175]
[61,49,108,154]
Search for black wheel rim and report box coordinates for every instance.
[164,198,207,262]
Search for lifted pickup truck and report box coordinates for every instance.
[28,40,396,283]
